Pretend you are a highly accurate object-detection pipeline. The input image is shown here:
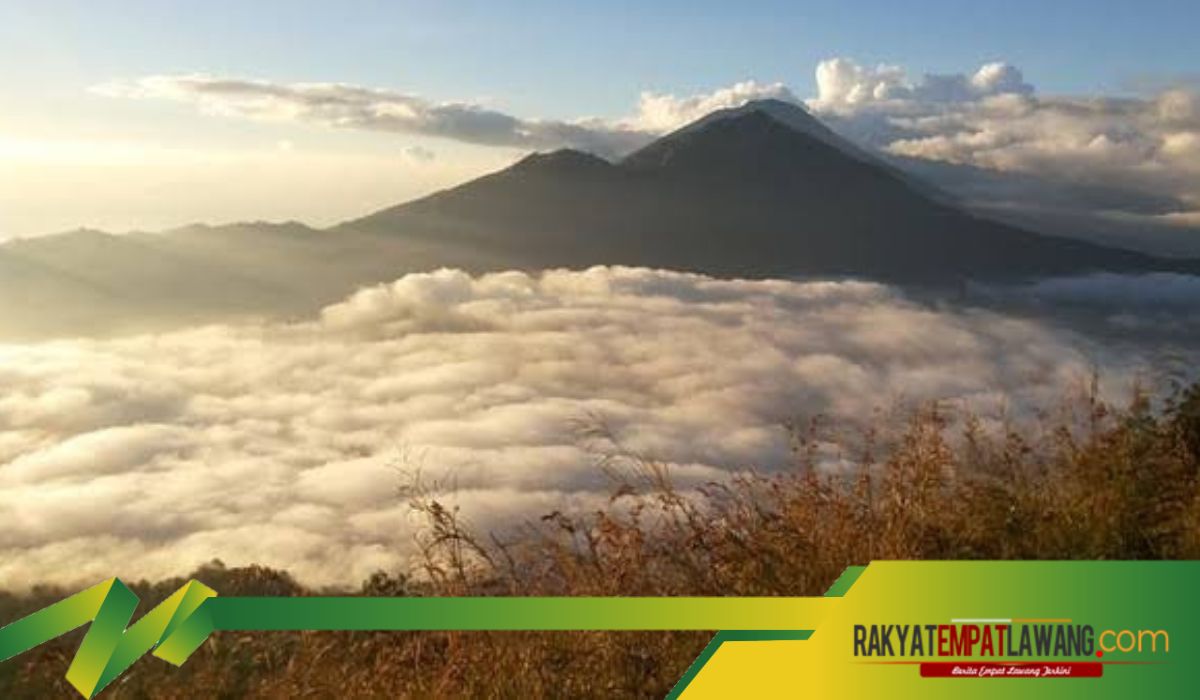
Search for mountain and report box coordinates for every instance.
[0,100,1195,338]
[339,100,1181,281]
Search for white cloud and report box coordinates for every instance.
[811,58,1033,109]
[94,75,648,159]
[806,57,1200,216]
[621,80,798,132]
[0,267,1190,590]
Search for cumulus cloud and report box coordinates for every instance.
[1,267,1191,590]
[812,58,1033,109]
[620,80,799,132]
[807,58,1200,217]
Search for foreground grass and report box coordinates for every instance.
[3,380,1199,698]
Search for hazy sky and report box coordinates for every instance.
[2,0,1198,238]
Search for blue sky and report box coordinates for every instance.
[5,0,1197,115]
[1,0,1198,237]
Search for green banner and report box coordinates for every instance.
[3,562,1197,698]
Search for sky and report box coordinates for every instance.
[2,0,1199,238]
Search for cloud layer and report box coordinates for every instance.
[2,267,1185,590]
[95,76,648,159]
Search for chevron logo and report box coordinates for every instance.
[0,579,217,698]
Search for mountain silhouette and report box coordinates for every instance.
[341,100,1178,281]
[0,100,1194,338]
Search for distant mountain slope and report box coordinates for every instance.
[0,223,417,338]
[1,100,1195,338]
[883,152,1200,258]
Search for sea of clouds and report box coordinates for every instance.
[0,267,1194,590]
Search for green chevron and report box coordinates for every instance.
[0,578,217,698]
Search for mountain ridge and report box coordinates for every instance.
[1,99,1196,338]
[340,101,1182,280]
